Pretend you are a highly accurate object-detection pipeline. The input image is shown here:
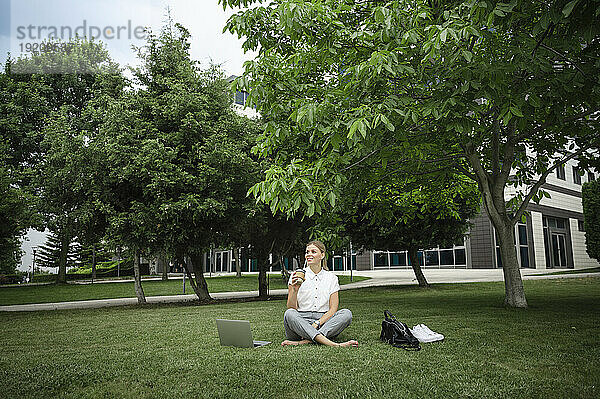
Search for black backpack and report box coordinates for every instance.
[380,310,421,351]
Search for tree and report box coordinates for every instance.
[0,59,49,273]
[10,38,122,284]
[340,175,480,287]
[222,0,600,308]
[96,20,261,302]
[35,231,77,270]
[0,163,26,274]
[237,206,314,298]
[73,240,112,277]
[583,179,600,262]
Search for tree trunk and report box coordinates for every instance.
[408,246,429,287]
[466,140,527,308]
[91,244,96,283]
[159,255,168,281]
[495,222,528,308]
[234,247,242,277]
[133,249,146,304]
[280,255,290,284]
[257,251,269,299]
[56,230,70,284]
[189,253,211,301]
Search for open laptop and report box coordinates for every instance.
[216,319,271,348]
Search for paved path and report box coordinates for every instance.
[1,269,598,312]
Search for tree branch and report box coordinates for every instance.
[539,43,587,77]
[341,149,380,172]
[491,118,500,177]
[511,147,589,224]
[531,22,554,56]
[455,163,477,181]
[498,126,516,190]
[510,108,600,143]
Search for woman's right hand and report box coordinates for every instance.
[290,275,300,287]
[291,272,303,286]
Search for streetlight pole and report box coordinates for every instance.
[349,241,353,282]
[117,247,121,277]
[182,259,186,294]
[32,248,37,283]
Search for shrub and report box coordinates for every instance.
[583,179,600,262]
[67,258,134,279]
[0,274,23,284]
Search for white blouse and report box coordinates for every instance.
[288,267,340,312]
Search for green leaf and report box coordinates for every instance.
[527,94,541,108]
[510,106,524,117]
[502,111,512,125]
[411,111,419,124]
[440,28,447,43]
[562,0,579,17]
[380,114,395,131]
[328,191,336,207]
[307,202,315,217]
[348,119,361,138]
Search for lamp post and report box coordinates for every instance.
[349,241,353,282]
[32,248,37,283]
[117,246,121,277]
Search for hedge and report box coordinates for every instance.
[583,179,600,262]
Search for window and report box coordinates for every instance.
[544,216,566,230]
[573,166,581,185]
[234,91,245,105]
[556,164,565,180]
[374,253,389,267]
[439,250,454,266]
[454,249,466,265]
[494,222,530,268]
[425,250,439,266]
[518,224,528,245]
[589,172,596,182]
[373,239,466,269]
[390,253,406,266]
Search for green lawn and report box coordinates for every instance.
[0,274,369,306]
[1,278,598,399]
[541,267,600,275]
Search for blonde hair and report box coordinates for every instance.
[307,240,329,271]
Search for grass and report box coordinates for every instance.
[0,274,369,306]
[540,267,600,275]
[0,277,599,399]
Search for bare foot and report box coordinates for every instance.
[281,339,312,346]
[338,340,359,348]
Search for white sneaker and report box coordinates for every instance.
[411,324,444,343]
[409,325,430,342]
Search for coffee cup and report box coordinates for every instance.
[294,268,305,285]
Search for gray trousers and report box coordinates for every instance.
[283,308,352,342]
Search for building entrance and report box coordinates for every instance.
[550,233,567,268]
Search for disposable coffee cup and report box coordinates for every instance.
[294,268,305,285]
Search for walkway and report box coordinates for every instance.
[1,269,598,312]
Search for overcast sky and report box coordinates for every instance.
[1,0,256,76]
[2,0,256,271]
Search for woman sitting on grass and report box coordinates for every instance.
[282,240,359,348]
